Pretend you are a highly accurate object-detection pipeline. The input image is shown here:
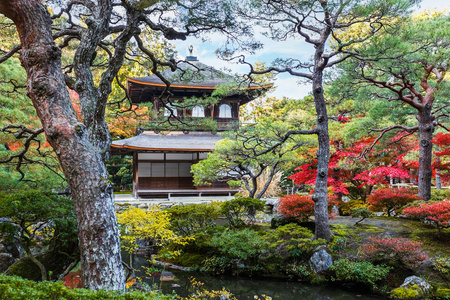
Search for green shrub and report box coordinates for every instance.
[175,253,205,267]
[220,197,265,226]
[431,189,450,201]
[435,288,450,299]
[0,190,78,281]
[331,259,392,290]
[166,226,225,266]
[330,237,346,253]
[262,223,314,240]
[352,207,373,225]
[285,263,311,279]
[338,200,368,216]
[261,224,324,261]
[199,256,235,273]
[167,203,221,236]
[433,256,450,279]
[210,228,266,260]
[0,274,175,300]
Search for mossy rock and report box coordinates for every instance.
[391,286,420,299]
[435,288,450,299]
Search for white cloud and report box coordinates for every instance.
[418,0,450,11]
[170,0,450,100]
[268,75,311,100]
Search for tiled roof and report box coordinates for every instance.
[128,61,235,88]
[111,131,224,151]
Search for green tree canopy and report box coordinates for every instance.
[192,118,312,198]
[332,11,450,200]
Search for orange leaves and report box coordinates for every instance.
[5,141,22,151]
[107,105,149,138]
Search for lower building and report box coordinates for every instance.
[111,131,238,198]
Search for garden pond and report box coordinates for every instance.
[129,254,388,300]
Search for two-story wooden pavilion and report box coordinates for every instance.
[111,52,271,198]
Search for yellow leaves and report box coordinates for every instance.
[330,15,398,51]
[0,15,21,51]
[116,205,193,254]
[106,105,149,138]
[183,277,237,300]
[413,8,448,20]
[331,21,375,50]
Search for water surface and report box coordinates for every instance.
[130,255,387,300]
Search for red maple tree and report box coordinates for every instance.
[278,195,315,221]
[367,188,421,216]
[403,200,450,233]
[432,133,450,184]
[277,194,338,221]
[289,132,417,200]
[362,237,428,268]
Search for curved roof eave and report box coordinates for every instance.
[127,77,273,90]
[110,144,214,152]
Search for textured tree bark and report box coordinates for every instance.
[417,103,434,201]
[311,43,331,242]
[312,77,331,242]
[0,0,125,290]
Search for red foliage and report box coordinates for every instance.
[277,194,338,220]
[367,188,421,216]
[353,167,410,187]
[288,132,418,198]
[277,195,315,221]
[288,153,350,195]
[62,269,82,289]
[403,200,450,233]
[361,237,428,268]
[432,133,450,183]
[337,115,349,123]
[5,141,23,152]
[432,132,450,150]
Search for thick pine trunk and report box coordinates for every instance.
[312,69,331,242]
[0,0,125,290]
[417,104,434,201]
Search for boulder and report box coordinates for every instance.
[309,249,333,274]
[160,270,174,281]
[391,276,431,299]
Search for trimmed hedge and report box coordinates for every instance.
[0,274,176,300]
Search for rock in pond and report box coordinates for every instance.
[160,271,174,281]
[309,249,332,274]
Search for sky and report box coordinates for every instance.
[172,0,450,100]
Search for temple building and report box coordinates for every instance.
[111,51,271,198]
